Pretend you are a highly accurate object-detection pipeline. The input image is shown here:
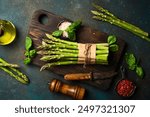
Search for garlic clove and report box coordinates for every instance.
[58,21,71,38]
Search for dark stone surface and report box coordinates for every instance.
[0,0,150,99]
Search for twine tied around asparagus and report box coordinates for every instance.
[84,44,92,67]
[78,43,96,68]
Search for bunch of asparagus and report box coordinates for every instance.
[38,34,109,71]
[91,3,150,42]
[0,58,29,84]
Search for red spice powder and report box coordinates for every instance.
[116,79,135,97]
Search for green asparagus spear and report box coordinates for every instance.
[0,58,29,84]
[0,63,19,68]
[0,67,29,84]
[40,61,78,71]
[92,3,117,19]
[91,4,150,42]
[38,34,109,70]
[40,58,108,71]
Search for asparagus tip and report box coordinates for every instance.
[37,51,43,55]
[40,66,45,71]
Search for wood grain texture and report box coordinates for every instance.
[28,10,126,90]
[49,79,85,100]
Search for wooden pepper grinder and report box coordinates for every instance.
[49,79,85,100]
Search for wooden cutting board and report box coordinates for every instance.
[27,10,126,90]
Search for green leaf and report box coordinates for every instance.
[107,35,117,45]
[125,53,136,67]
[29,49,37,58]
[67,20,82,31]
[24,51,30,57]
[52,30,63,37]
[109,44,119,52]
[24,58,31,65]
[65,20,81,41]
[67,30,76,41]
[25,36,32,51]
[125,52,144,78]
[136,66,144,78]
[128,64,136,70]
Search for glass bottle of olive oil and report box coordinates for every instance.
[0,19,16,45]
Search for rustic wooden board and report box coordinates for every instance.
[28,10,126,90]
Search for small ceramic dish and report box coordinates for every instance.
[115,79,136,98]
[0,20,16,45]
[115,66,136,98]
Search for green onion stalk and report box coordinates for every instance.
[38,34,109,71]
[0,58,29,84]
[91,3,150,42]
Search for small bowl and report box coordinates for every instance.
[115,79,136,98]
[0,20,16,45]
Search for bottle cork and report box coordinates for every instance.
[49,79,85,100]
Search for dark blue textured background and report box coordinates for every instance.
[0,0,150,99]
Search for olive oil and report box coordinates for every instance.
[0,20,16,45]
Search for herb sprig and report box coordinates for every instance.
[125,53,144,78]
[52,20,82,41]
[107,35,119,52]
[24,36,36,64]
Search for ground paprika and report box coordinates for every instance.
[116,79,136,97]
